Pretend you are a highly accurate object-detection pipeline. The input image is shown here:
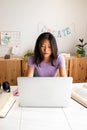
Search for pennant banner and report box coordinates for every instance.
[38,23,75,38]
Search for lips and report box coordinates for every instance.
[44,53,49,55]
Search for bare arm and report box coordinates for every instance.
[27,66,34,77]
[56,67,67,77]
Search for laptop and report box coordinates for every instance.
[17,77,73,107]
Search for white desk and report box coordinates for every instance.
[0,84,87,130]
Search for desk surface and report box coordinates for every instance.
[0,83,87,130]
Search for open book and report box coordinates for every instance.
[0,92,16,118]
[71,84,87,107]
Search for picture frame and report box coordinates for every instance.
[0,31,20,45]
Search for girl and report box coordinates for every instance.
[27,32,67,77]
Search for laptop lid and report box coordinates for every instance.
[17,77,73,107]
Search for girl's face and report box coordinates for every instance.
[41,39,52,59]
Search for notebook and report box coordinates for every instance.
[17,77,73,107]
[0,92,16,118]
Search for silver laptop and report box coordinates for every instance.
[17,77,73,107]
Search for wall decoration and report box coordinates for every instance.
[1,31,20,45]
[38,23,75,38]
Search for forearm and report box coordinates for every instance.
[56,67,67,77]
[27,66,34,77]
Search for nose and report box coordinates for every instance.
[44,47,48,52]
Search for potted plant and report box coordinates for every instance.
[22,50,34,76]
[76,38,87,57]
[23,50,34,62]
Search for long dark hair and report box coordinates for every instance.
[34,32,58,65]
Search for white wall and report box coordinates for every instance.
[0,0,87,56]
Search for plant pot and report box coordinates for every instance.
[81,51,86,57]
[77,54,81,58]
[77,51,86,58]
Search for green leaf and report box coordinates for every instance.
[83,43,87,47]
